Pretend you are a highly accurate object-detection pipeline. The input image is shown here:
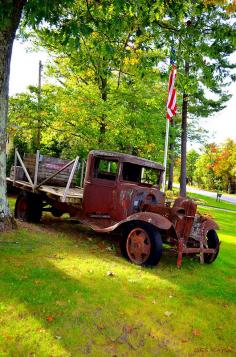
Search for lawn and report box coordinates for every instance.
[0,196,235,356]
[187,192,236,212]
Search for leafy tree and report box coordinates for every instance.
[0,0,74,230]
[194,143,219,190]
[167,116,209,189]
[30,0,171,146]
[157,1,236,196]
[186,149,200,185]
[194,140,236,193]
[9,65,168,162]
[28,0,223,181]
[0,0,25,229]
[213,139,236,193]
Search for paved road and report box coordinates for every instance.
[186,186,236,204]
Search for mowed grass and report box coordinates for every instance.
[187,192,236,211]
[0,196,235,356]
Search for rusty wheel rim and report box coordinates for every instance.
[126,227,151,264]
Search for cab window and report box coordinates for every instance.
[94,158,118,181]
[122,162,161,185]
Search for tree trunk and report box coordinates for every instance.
[0,1,25,231]
[98,76,107,144]
[180,61,189,197]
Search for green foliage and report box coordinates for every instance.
[186,149,200,185]
[29,0,171,150]
[153,1,236,122]
[5,0,236,193]
[6,136,28,176]
[194,140,236,192]
[194,143,220,190]
[8,67,168,161]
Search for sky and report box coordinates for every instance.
[9,40,236,148]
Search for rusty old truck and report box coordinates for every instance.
[7,149,220,267]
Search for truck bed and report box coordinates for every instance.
[7,178,83,204]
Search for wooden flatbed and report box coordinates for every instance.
[7,178,84,204]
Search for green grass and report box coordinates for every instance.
[187,192,236,211]
[0,196,235,356]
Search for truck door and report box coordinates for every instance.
[83,157,119,217]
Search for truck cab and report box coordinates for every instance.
[82,150,165,220]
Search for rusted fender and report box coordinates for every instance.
[84,211,173,233]
[124,211,173,230]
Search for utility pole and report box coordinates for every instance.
[36,60,43,150]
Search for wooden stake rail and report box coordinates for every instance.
[11,149,83,203]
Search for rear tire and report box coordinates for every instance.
[51,207,63,217]
[120,222,162,266]
[15,192,42,223]
[204,230,220,264]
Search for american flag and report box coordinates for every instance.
[166,65,177,120]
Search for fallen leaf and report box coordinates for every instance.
[149,330,158,339]
[225,347,234,352]
[97,323,105,330]
[152,300,157,304]
[123,325,133,334]
[98,242,106,250]
[46,315,54,322]
[192,328,201,336]
[35,327,44,333]
[169,295,173,299]
[133,294,145,301]
[181,339,189,343]
[5,335,12,341]
[34,280,41,286]
[164,311,173,317]
[56,301,67,306]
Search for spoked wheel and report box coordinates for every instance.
[204,230,220,264]
[15,192,43,223]
[121,222,162,266]
[126,227,152,265]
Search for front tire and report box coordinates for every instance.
[204,230,220,264]
[120,222,162,266]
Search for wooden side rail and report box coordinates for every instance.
[14,149,34,189]
[12,149,80,198]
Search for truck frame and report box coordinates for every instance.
[7,149,220,267]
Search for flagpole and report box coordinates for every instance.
[162,56,177,193]
[162,118,170,192]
